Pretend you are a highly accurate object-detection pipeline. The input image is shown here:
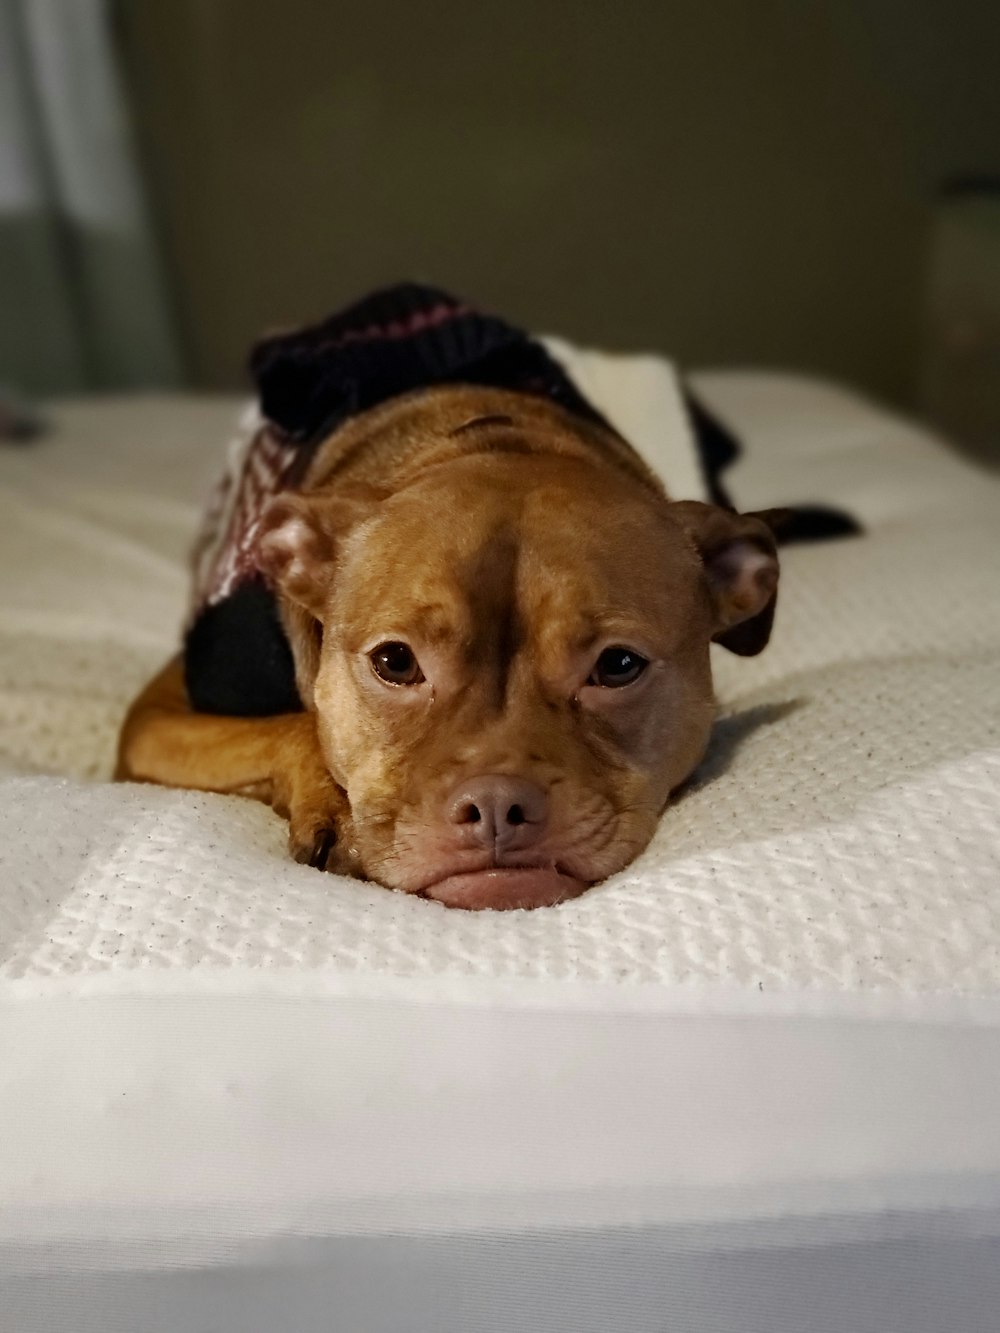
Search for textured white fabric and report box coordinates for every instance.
[4,370,1000,1333]
[1,373,999,988]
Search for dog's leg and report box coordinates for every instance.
[116,656,356,872]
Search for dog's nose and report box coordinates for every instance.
[447,775,548,853]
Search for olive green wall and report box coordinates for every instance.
[116,0,1000,405]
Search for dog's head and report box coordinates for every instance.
[258,396,779,910]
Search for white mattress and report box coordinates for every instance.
[2,370,1000,1330]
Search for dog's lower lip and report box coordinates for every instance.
[421,866,587,911]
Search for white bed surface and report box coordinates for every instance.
[1,373,998,989]
[3,371,1000,1332]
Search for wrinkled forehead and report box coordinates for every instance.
[335,459,703,650]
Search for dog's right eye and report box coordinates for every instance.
[370,641,425,686]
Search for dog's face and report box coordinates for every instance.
[259,443,778,910]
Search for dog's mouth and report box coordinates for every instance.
[419,865,587,912]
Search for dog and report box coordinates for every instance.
[117,286,800,912]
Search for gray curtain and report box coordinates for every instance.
[0,0,181,394]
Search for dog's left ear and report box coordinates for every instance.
[669,501,783,656]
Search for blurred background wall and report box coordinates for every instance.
[4,0,1000,410]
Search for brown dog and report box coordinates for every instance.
[117,384,780,910]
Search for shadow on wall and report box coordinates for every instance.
[0,212,86,393]
[0,212,182,395]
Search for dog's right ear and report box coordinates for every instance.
[256,492,372,619]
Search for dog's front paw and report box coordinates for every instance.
[270,716,361,877]
[285,775,360,877]
[289,823,363,876]
[291,824,338,871]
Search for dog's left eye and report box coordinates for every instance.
[370,641,425,686]
[587,646,649,689]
